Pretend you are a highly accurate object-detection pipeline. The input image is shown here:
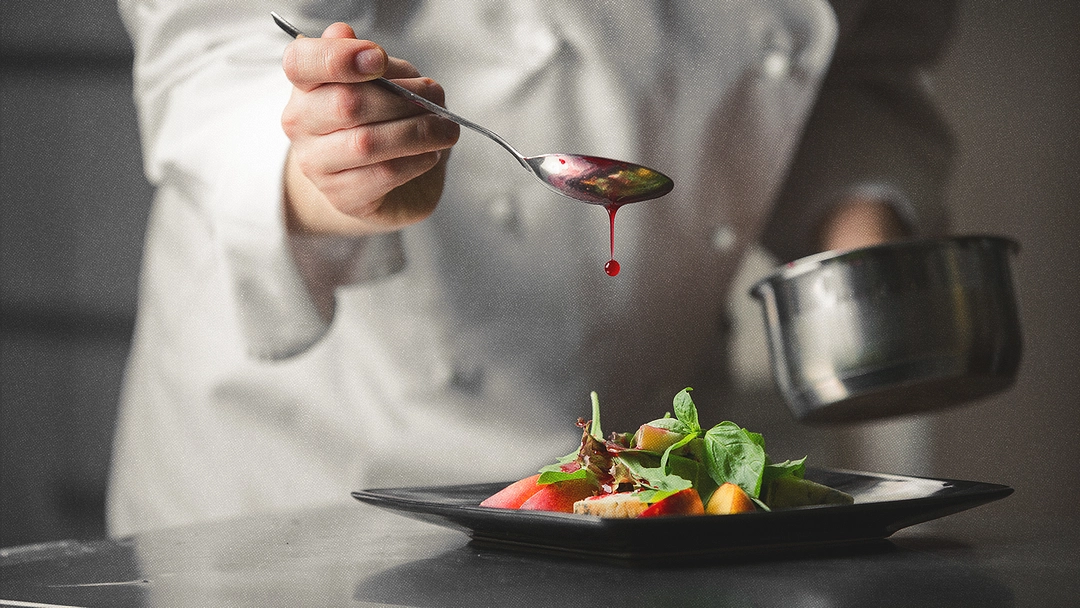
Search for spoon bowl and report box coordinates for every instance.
[525,154,674,205]
[271,12,674,206]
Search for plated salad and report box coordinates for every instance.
[481,388,853,517]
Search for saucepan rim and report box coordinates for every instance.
[749,233,1020,299]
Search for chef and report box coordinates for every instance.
[108,0,954,536]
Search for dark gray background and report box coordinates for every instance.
[2,1,1077,547]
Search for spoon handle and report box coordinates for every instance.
[271,12,529,168]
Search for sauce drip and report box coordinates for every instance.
[526,153,674,276]
[568,156,668,277]
[604,203,621,276]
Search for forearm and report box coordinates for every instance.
[123,1,346,358]
[817,196,909,252]
[761,0,958,261]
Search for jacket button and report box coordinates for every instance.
[762,50,792,80]
[488,193,521,234]
[450,361,484,394]
[712,224,737,253]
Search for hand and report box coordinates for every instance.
[817,196,910,252]
[280,22,460,236]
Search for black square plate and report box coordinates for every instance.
[352,468,1011,562]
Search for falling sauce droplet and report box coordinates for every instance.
[543,156,672,277]
[604,203,621,277]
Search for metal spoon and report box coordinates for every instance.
[272,12,674,206]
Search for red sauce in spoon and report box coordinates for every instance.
[525,153,673,276]
[574,156,670,277]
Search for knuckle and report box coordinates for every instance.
[420,78,445,105]
[280,95,307,138]
[328,85,359,123]
[417,115,457,146]
[349,127,376,159]
[410,116,432,144]
[280,110,300,138]
[413,115,438,144]
[293,152,318,178]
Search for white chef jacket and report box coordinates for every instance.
[108,0,953,536]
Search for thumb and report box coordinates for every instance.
[321,21,358,40]
[283,22,387,88]
[320,22,387,78]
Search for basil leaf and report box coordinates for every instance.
[538,450,578,470]
[617,452,693,494]
[537,468,590,485]
[589,391,603,441]
[616,449,661,469]
[632,488,681,504]
[757,457,808,505]
[647,416,691,435]
[703,422,767,498]
[745,429,766,450]
[672,388,701,433]
[763,457,807,486]
[535,450,581,485]
[659,431,698,472]
[617,454,713,505]
[666,454,718,505]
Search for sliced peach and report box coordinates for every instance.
[632,423,687,453]
[705,482,757,515]
[638,488,705,517]
[518,478,598,513]
[479,474,543,509]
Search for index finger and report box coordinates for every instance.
[282,37,389,91]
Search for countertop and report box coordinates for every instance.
[1,494,1076,607]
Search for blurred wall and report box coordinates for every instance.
[923,0,1080,516]
[723,0,1080,520]
[1,1,151,546]
[1,1,1077,547]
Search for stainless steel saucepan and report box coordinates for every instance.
[750,235,1022,423]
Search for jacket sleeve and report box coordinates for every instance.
[760,0,958,262]
[120,0,403,359]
